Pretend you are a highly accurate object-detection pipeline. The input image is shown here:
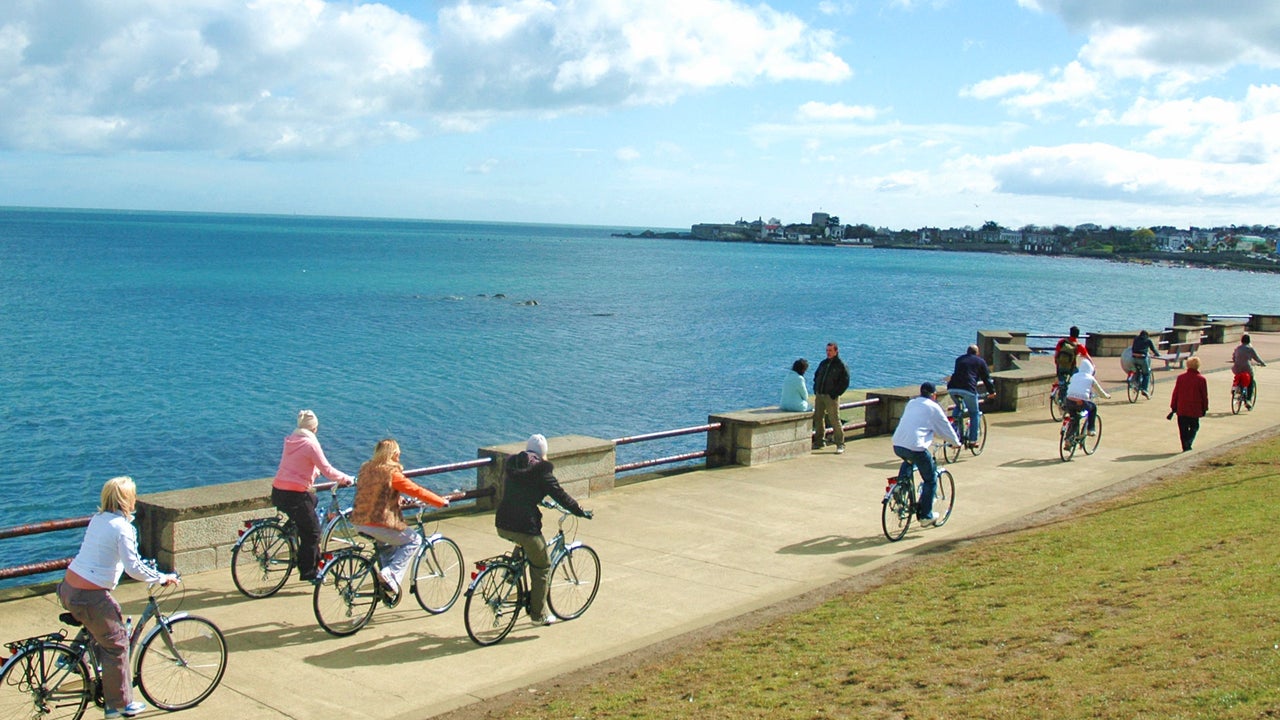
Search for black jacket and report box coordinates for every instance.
[813,356,850,399]
[494,451,586,536]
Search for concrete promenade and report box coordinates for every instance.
[4,335,1278,720]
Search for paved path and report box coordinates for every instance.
[4,335,1278,720]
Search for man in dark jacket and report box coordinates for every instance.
[946,345,996,447]
[811,342,850,453]
[494,434,591,626]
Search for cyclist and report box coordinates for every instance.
[1129,330,1162,397]
[891,382,962,527]
[495,434,592,626]
[1231,334,1267,405]
[272,410,355,584]
[1065,357,1111,435]
[58,477,177,719]
[945,344,996,448]
[351,438,450,597]
[1053,326,1083,395]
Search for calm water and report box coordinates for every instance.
[3,207,1278,574]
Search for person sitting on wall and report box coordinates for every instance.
[780,358,812,412]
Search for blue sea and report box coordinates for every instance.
[3,207,1279,577]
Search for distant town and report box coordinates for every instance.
[615,212,1280,273]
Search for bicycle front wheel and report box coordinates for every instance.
[969,414,987,456]
[230,522,294,599]
[313,552,379,636]
[464,564,522,646]
[1231,386,1243,414]
[1248,382,1258,410]
[135,616,227,711]
[881,482,913,542]
[547,544,601,620]
[412,536,464,614]
[321,509,368,555]
[1082,415,1102,455]
[0,643,90,720]
[932,469,956,527]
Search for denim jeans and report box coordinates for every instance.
[1134,355,1152,392]
[949,389,980,442]
[355,524,422,590]
[894,445,937,519]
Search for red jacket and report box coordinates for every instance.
[1170,370,1208,417]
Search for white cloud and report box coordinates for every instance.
[796,101,879,122]
[615,146,640,162]
[0,0,850,157]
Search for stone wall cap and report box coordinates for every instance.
[139,477,272,514]
[479,434,612,458]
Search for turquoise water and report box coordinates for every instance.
[2,207,1278,572]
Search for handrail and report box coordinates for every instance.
[404,457,493,478]
[0,516,91,541]
[612,423,720,473]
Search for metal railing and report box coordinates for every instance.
[0,516,91,581]
[613,423,721,473]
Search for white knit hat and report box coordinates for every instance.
[297,410,319,431]
[526,434,548,459]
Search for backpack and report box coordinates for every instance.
[1055,341,1078,372]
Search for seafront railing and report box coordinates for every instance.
[0,517,91,581]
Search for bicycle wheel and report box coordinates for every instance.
[547,544,601,620]
[230,522,294,599]
[1049,388,1063,421]
[313,552,379,637]
[942,418,962,463]
[969,414,987,457]
[1231,385,1243,414]
[463,564,522,646]
[1126,375,1139,403]
[881,481,913,542]
[932,469,956,527]
[135,616,227,711]
[1247,381,1257,410]
[411,536,464,614]
[0,643,90,720]
[321,509,368,555]
[1083,415,1102,455]
[1059,420,1076,462]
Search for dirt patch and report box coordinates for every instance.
[432,426,1280,720]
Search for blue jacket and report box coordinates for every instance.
[780,371,812,411]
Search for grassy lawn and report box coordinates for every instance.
[510,437,1280,719]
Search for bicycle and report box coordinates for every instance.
[941,397,987,463]
[881,449,956,542]
[0,577,227,719]
[1126,366,1155,403]
[463,500,600,647]
[1058,401,1102,461]
[1231,375,1257,414]
[312,501,464,637]
[230,481,366,598]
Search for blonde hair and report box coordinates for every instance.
[1187,356,1201,371]
[100,476,138,516]
[370,438,402,470]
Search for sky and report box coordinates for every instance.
[2,0,1279,230]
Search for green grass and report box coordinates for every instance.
[513,437,1280,719]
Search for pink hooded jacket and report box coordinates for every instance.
[272,429,353,492]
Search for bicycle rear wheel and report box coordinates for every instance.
[0,643,90,720]
[942,418,962,463]
[881,482,913,542]
[230,522,294,599]
[932,469,956,527]
[1126,375,1139,403]
[1082,415,1102,455]
[1059,420,1076,462]
[313,552,379,636]
[412,536,464,614]
[969,414,987,456]
[547,544,601,620]
[1049,388,1063,421]
[135,616,227,711]
[464,564,522,646]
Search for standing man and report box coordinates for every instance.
[1170,357,1209,451]
[1231,334,1267,408]
[946,344,996,448]
[812,342,850,453]
[891,383,962,526]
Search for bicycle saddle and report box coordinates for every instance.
[59,613,82,627]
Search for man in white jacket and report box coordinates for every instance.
[891,382,962,526]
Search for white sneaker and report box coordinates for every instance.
[917,512,940,527]
[378,567,400,596]
[835,445,845,454]
[532,614,557,626]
